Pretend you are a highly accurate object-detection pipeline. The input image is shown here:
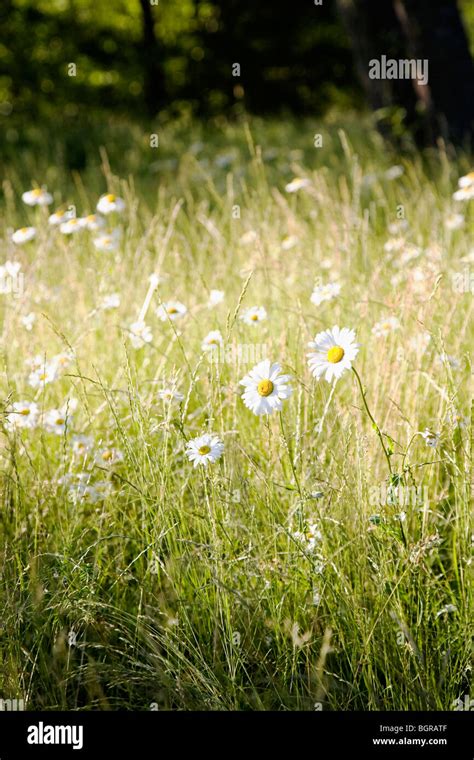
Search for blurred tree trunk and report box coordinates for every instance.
[336,0,474,146]
[399,0,474,146]
[139,0,164,115]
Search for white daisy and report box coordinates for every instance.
[94,447,124,466]
[445,213,464,230]
[185,433,224,468]
[12,227,36,245]
[59,217,83,235]
[48,209,75,226]
[307,325,359,383]
[96,193,126,215]
[385,165,404,180]
[201,330,224,352]
[5,401,39,430]
[457,171,474,189]
[239,305,267,325]
[207,289,225,307]
[128,320,152,348]
[156,301,187,322]
[78,214,105,231]
[51,351,74,371]
[453,185,474,201]
[22,187,53,206]
[437,352,461,370]
[93,231,121,251]
[44,408,73,435]
[292,522,322,552]
[310,282,341,306]
[21,312,36,331]
[72,434,94,457]
[285,177,311,193]
[420,428,440,448]
[100,293,120,310]
[28,362,59,388]
[240,359,293,415]
[158,388,184,403]
[372,316,400,337]
[281,235,299,251]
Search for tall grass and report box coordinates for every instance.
[0,115,472,710]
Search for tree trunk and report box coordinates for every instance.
[399,0,474,146]
[139,0,164,116]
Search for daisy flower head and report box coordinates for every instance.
[22,187,53,206]
[21,312,36,331]
[44,408,73,435]
[445,213,464,230]
[240,359,293,416]
[307,325,359,383]
[201,330,224,353]
[285,177,311,193]
[5,401,39,431]
[28,361,59,388]
[96,193,126,215]
[240,305,267,326]
[93,230,121,252]
[310,281,341,306]
[12,227,36,245]
[79,214,106,231]
[420,428,440,448]
[453,171,474,200]
[207,289,225,308]
[94,447,124,467]
[185,433,224,468]
[292,522,322,552]
[100,293,120,310]
[158,387,184,403]
[48,208,75,227]
[128,320,152,349]
[156,300,187,322]
[372,316,400,338]
[59,217,83,235]
[72,434,94,457]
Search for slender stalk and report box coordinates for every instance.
[352,367,393,475]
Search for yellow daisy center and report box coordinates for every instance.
[198,445,211,455]
[102,450,113,461]
[250,314,259,321]
[105,194,116,202]
[168,306,178,314]
[32,189,42,196]
[20,227,28,233]
[327,346,345,363]
[20,408,30,416]
[257,379,274,397]
[55,418,65,425]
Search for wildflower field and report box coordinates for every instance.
[1,117,472,711]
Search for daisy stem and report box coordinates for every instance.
[352,367,393,475]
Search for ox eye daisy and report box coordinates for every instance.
[307,325,359,383]
[201,330,223,352]
[6,401,39,431]
[420,428,440,448]
[94,447,124,466]
[310,281,341,306]
[44,408,72,435]
[60,217,83,235]
[207,289,225,308]
[285,177,311,193]
[156,301,187,321]
[240,359,293,416]
[158,388,184,403]
[48,209,75,226]
[372,316,400,337]
[185,433,224,468]
[79,214,106,231]
[22,187,53,206]
[72,434,94,457]
[93,230,121,251]
[12,227,36,245]
[240,305,267,325]
[96,193,126,215]
[128,320,152,348]
[28,361,58,388]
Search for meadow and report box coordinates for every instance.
[0,115,472,710]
